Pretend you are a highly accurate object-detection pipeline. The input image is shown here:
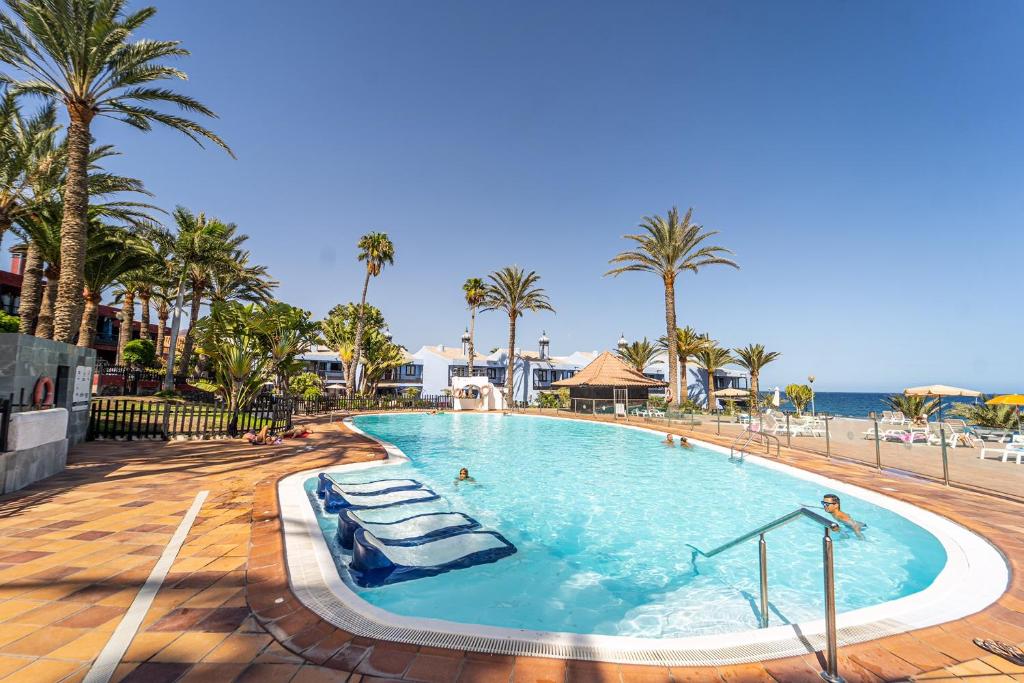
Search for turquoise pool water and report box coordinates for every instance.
[305,413,946,638]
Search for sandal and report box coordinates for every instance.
[973,638,1024,665]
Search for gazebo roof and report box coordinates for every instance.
[551,351,667,388]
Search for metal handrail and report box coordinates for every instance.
[729,428,781,459]
[687,507,846,683]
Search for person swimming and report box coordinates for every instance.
[821,494,864,539]
[664,433,675,446]
[679,436,693,449]
[455,467,476,483]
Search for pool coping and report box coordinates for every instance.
[276,412,1010,666]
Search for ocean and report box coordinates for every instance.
[790,392,981,418]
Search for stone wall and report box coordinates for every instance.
[0,334,96,446]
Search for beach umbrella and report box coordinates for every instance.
[325,382,345,390]
[716,387,749,399]
[772,387,781,408]
[986,394,1024,433]
[904,385,982,422]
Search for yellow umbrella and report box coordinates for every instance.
[986,394,1024,432]
[904,385,982,421]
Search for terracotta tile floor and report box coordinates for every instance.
[0,412,1020,682]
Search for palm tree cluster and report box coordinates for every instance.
[0,0,233,345]
[322,299,410,396]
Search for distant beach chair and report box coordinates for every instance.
[979,442,1024,464]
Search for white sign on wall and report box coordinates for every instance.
[72,365,92,412]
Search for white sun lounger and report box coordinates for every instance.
[336,510,479,549]
[979,444,1024,464]
[324,484,438,512]
[315,473,421,499]
[349,528,516,587]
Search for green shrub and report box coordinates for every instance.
[290,372,323,399]
[123,339,156,368]
[785,384,814,416]
[0,311,18,333]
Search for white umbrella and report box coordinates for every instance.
[325,383,345,390]
[772,387,781,408]
[904,385,981,421]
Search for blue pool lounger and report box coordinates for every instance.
[349,528,517,587]
[324,483,439,513]
[316,473,421,499]
[336,510,480,550]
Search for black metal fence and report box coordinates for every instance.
[87,395,293,441]
[93,364,215,401]
[0,397,10,452]
[292,394,454,415]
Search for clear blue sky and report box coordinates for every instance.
[4,1,1022,392]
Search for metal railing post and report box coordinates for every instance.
[820,528,844,683]
[758,533,769,628]
[824,417,831,459]
[940,428,950,486]
[873,418,882,471]
[785,413,792,447]
[716,410,721,435]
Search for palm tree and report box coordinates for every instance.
[606,207,738,406]
[481,267,554,407]
[0,0,232,342]
[883,394,940,423]
[77,225,153,348]
[617,338,659,373]
[462,277,486,376]
[0,94,57,248]
[734,344,782,411]
[659,326,711,403]
[694,344,735,411]
[113,270,151,364]
[348,232,395,398]
[207,249,277,306]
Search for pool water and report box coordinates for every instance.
[305,413,947,638]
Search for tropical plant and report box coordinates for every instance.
[606,207,738,406]
[616,337,658,372]
[659,326,711,400]
[251,302,319,393]
[0,0,232,342]
[694,344,735,411]
[290,371,324,400]
[348,232,395,398]
[786,384,815,417]
[322,301,384,392]
[207,248,277,306]
[949,396,1019,429]
[77,223,154,347]
[122,338,155,368]
[481,266,555,407]
[734,344,782,411]
[359,330,407,395]
[0,93,57,247]
[883,394,939,423]
[462,276,486,376]
[0,310,17,332]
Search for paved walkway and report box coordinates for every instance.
[0,413,1019,682]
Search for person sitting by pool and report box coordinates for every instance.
[679,436,693,449]
[664,432,675,446]
[455,467,476,483]
[822,494,864,539]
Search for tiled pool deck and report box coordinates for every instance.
[0,413,1021,682]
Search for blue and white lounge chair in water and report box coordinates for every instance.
[324,483,439,513]
[336,510,480,550]
[348,528,517,587]
[316,473,421,499]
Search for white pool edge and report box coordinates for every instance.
[277,412,1009,666]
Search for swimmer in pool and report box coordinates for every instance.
[679,436,693,449]
[455,467,476,484]
[664,433,675,446]
[822,494,864,539]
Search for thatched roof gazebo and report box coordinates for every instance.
[552,351,667,414]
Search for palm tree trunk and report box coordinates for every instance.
[179,285,203,373]
[35,266,59,340]
[156,302,169,365]
[751,371,759,410]
[348,270,372,399]
[77,291,101,348]
[663,275,680,407]
[52,111,92,343]
[707,365,717,412]
[139,294,151,340]
[117,291,135,365]
[680,357,687,404]
[17,243,43,335]
[467,307,476,376]
[505,315,516,408]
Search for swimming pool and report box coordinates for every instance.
[280,413,1007,664]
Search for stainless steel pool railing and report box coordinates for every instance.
[729,428,781,459]
[687,507,845,683]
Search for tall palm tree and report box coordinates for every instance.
[659,326,711,403]
[606,207,738,406]
[462,277,486,376]
[0,0,232,342]
[733,344,782,411]
[616,338,659,373]
[0,94,57,248]
[207,249,276,306]
[694,344,735,411]
[77,225,153,348]
[113,270,152,364]
[481,267,555,407]
[348,232,394,398]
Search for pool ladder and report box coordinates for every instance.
[729,428,781,460]
[687,508,845,683]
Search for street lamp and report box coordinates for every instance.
[808,374,816,416]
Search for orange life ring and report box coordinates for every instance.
[665,386,673,403]
[33,376,54,407]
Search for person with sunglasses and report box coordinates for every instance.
[821,494,863,539]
